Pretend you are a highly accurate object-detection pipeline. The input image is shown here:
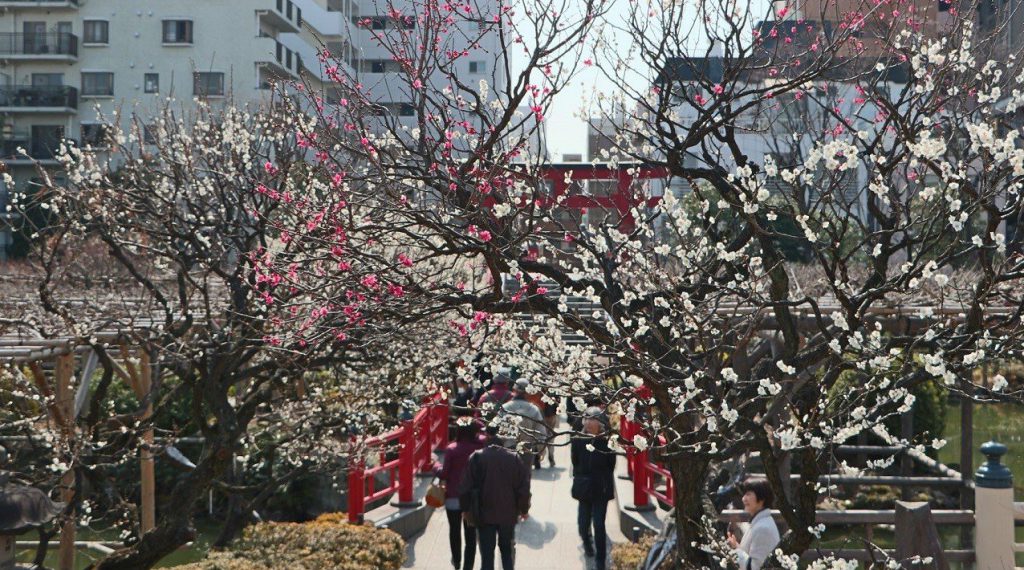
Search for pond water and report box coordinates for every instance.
[940,401,1024,493]
[814,400,1024,567]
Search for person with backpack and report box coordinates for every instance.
[540,390,560,468]
[458,424,532,570]
[476,371,514,416]
[501,379,547,470]
[438,420,486,570]
[570,407,616,570]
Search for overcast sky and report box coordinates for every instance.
[511,0,771,160]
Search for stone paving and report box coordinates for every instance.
[404,430,626,569]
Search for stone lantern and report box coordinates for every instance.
[0,446,63,570]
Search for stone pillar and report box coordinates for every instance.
[974,441,1015,570]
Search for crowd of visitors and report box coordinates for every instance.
[436,367,620,570]
[436,366,779,570]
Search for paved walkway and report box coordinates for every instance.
[404,432,626,569]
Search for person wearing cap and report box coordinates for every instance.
[476,371,514,416]
[570,407,616,569]
[501,379,548,470]
[727,478,780,570]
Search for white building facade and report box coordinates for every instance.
[0,0,506,260]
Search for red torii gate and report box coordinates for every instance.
[534,162,671,232]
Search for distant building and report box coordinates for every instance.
[0,0,506,261]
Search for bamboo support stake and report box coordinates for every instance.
[26,361,69,432]
[55,354,76,570]
[138,350,156,535]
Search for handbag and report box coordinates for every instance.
[571,474,593,500]
[460,453,485,527]
[425,481,446,509]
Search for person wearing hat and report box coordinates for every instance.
[570,406,616,570]
[500,379,548,470]
[476,371,514,415]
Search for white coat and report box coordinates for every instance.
[735,508,781,570]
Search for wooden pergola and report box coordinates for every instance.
[1,327,165,570]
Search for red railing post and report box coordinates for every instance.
[633,445,651,509]
[417,412,434,475]
[620,416,635,479]
[348,454,366,523]
[437,398,449,448]
[397,419,416,504]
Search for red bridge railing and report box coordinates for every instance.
[620,388,674,510]
[347,394,449,523]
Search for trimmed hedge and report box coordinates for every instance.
[175,513,405,570]
[611,535,676,570]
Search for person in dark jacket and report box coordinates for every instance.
[571,407,616,570]
[459,425,532,570]
[439,420,486,570]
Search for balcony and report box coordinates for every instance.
[256,39,302,87]
[0,0,78,8]
[0,33,78,61]
[259,0,302,34]
[0,85,78,113]
[0,134,71,164]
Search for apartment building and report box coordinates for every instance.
[0,0,507,260]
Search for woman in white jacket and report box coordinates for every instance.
[727,479,781,570]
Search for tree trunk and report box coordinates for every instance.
[88,442,234,570]
[669,454,713,568]
[213,506,252,549]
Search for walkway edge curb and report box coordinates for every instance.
[366,456,439,539]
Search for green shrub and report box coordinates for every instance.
[175,513,405,570]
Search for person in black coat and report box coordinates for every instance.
[570,407,616,570]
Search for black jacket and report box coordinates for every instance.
[570,436,616,502]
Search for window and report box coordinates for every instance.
[469,61,486,73]
[80,124,111,147]
[162,20,193,44]
[83,20,109,44]
[357,59,401,73]
[374,102,415,117]
[144,73,159,93]
[193,72,225,97]
[143,125,158,145]
[352,15,413,29]
[31,73,64,87]
[30,125,64,159]
[81,72,114,96]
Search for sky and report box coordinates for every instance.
[511,0,771,160]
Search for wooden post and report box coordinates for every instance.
[960,396,974,552]
[894,501,949,569]
[139,350,156,535]
[973,441,1014,570]
[55,354,75,570]
[900,410,914,501]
